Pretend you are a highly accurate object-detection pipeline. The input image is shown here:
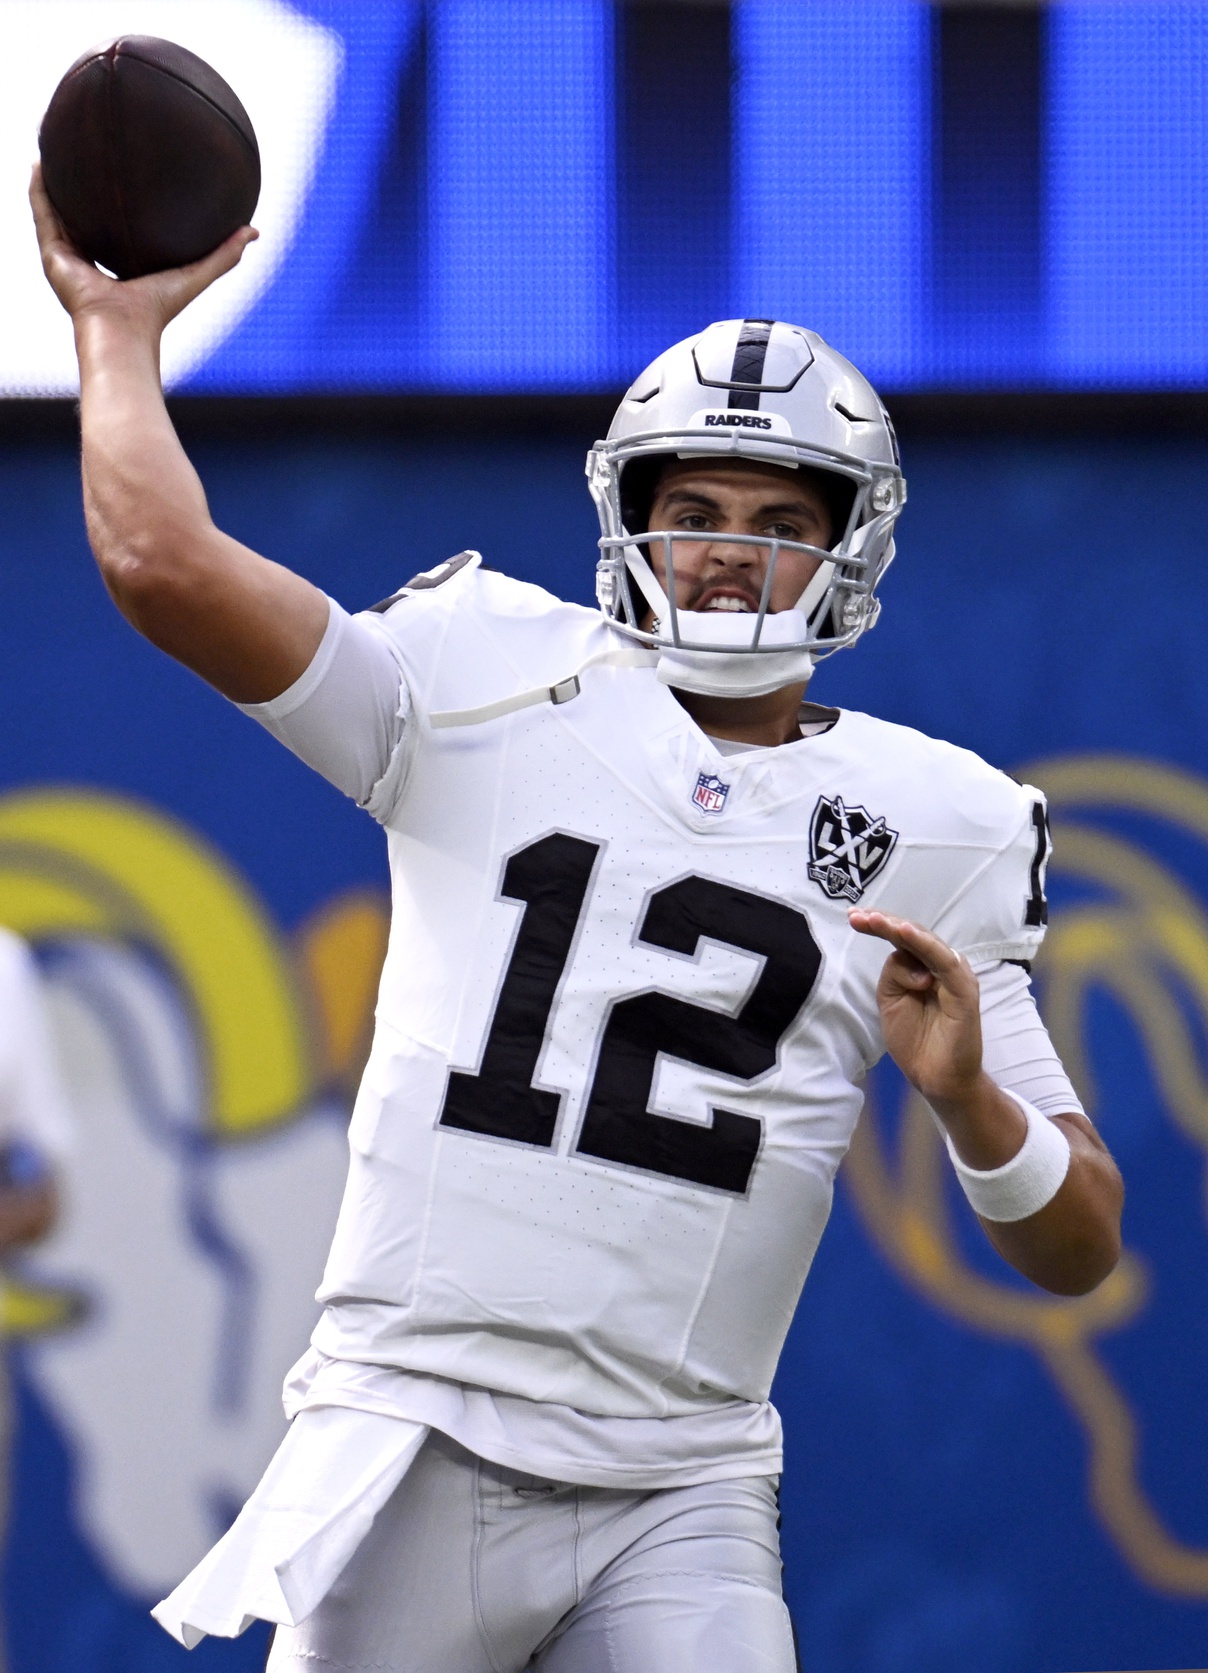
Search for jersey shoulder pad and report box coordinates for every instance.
[357,554,605,711]
[364,553,585,635]
[827,713,1049,961]
[367,549,481,613]
[835,710,1030,842]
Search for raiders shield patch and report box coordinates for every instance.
[808,795,898,903]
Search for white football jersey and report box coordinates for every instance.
[312,558,1049,1420]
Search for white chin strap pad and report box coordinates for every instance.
[655,609,815,698]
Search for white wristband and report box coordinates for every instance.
[945,1090,1071,1222]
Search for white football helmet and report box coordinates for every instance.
[587,319,905,698]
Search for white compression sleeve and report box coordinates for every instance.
[975,959,1085,1118]
[236,598,411,808]
[929,963,1082,1222]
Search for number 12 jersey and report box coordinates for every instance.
[283,557,1053,1425]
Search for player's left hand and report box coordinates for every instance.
[847,909,984,1107]
[849,906,1122,1292]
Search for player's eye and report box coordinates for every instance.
[676,513,713,530]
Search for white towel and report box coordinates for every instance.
[152,1405,429,1649]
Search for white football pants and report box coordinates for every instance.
[266,1428,798,1673]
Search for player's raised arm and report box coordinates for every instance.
[30,165,328,704]
[849,908,1123,1296]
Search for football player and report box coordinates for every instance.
[0,926,73,1666]
[33,172,1122,1673]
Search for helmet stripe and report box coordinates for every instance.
[728,318,774,410]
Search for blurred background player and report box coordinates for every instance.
[0,927,72,1670]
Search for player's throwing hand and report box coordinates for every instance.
[29,163,256,335]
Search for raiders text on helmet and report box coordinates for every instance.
[586,320,905,699]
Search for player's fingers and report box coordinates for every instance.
[29,163,72,257]
[878,948,935,992]
[30,163,104,314]
[29,162,47,214]
[181,226,259,288]
[849,908,944,962]
[890,918,967,982]
[29,161,51,217]
[151,227,258,319]
[849,910,970,985]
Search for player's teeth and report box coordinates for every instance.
[706,598,752,612]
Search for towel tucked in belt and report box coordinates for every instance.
[152,1405,429,1649]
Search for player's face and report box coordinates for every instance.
[645,459,833,616]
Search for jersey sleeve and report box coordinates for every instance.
[0,934,73,1163]
[932,783,1051,966]
[236,597,414,815]
[974,958,1083,1118]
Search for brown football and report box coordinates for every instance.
[39,36,260,281]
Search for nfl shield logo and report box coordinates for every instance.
[692,772,731,814]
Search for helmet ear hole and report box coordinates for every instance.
[798,466,856,550]
[619,455,670,536]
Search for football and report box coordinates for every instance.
[39,36,260,281]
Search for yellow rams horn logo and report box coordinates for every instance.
[0,786,387,1340]
[844,753,1208,1597]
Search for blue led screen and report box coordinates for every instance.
[13,0,1208,394]
[732,1,932,391]
[1047,4,1208,386]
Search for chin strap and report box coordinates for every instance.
[428,646,658,730]
[623,544,673,625]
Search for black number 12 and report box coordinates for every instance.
[440,832,821,1195]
